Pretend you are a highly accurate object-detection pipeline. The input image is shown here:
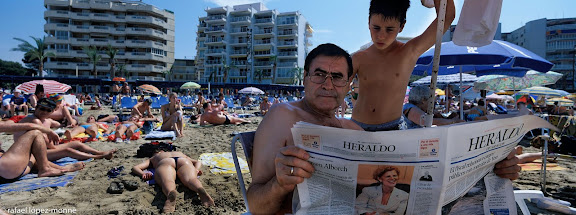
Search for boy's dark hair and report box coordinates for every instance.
[304,43,353,79]
[203,102,209,109]
[35,84,44,95]
[369,0,410,24]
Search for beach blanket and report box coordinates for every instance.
[199,152,249,175]
[519,160,567,171]
[144,130,176,140]
[0,157,87,194]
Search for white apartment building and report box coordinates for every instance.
[43,0,175,81]
[170,59,197,81]
[196,3,313,85]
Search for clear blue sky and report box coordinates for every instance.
[1,0,576,64]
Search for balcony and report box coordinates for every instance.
[254,18,274,25]
[91,25,110,34]
[278,51,298,58]
[231,61,248,66]
[254,61,274,67]
[44,23,70,31]
[45,36,70,44]
[230,28,250,35]
[277,18,298,26]
[230,16,251,24]
[254,28,274,37]
[44,10,70,19]
[90,13,111,21]
[90,1,111,10]
[278,29,298,37]
[205,60,223,65]
[278,40,298,48]
[254,50,274,58]
[205,37,227,45]
[278,62,298,68]
[205,26,227,34]
[72,25,90,33]
[44,62,78,70]
[44,0,71,7]
[230,50,248,57]
[71,12,91,20]
[230,38,249,46]
[229,71,248,77]
[254,40,275,49]
[205,14,226,23]
[205,49,226,56]
[91,38,110,46]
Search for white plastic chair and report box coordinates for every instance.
[231,131,255,214]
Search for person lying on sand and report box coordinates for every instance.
[113,115,142,143]
[132,149,215,213]
[17,98,115,161]
[64,115,108,140]
[0,120,85,182]
[160,93,184,137]
[199,103,250,126]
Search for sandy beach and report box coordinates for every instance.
[0,106,575,214]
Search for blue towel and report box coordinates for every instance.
[0,157,88,194]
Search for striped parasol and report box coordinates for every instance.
[16,80,72,94]
[517,86,565,97]
[137,84,161,94]
[180,82,201,89]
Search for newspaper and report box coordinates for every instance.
[292,115,556,215]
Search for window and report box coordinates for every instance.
[56,31,68,40]
[55,44,68,51]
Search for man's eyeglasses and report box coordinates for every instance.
[308,72,348,87]
[37,107,53,112]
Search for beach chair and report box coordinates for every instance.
[119,96,137,115]
[225,97,245,113]
[231,131,255,214]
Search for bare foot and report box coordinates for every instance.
[163,190,177,213]
[62,162,85,172]
[104,150,115,160]
[198,188,215,207]
[37,167,65,177]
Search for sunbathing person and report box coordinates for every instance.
[64,115,108,140]
[195,92,207,113]
[114,115,142,143]
[131,98,156,121]
[46,93,77,127]
[259,97,272,116]
[199,103,250,126]
[0,120,84,181]
[132,149,215,213]
[160,93,184,137]
[467,99,489,121]
[17,98,115,161]
[90,94,103,110]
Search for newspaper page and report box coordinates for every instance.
[292,115,556,215]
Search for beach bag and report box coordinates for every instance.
[136,141,177,158]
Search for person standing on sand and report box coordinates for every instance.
[132,149,215,213]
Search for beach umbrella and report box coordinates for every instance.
[474,71,563,91]
[180,82,201,90]
[517,86,564,97]
[137,84,161,94]
[411,73,478,86]
[112,77,126,82]
[16,79,71,94]
[238,87,264,95]
[546,98,574,107]
[435,89,445,96]
[516,95,536,106]
[414,40,554,76]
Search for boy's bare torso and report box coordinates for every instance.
[351,42,419,124]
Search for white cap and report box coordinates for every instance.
[14,89,22,93]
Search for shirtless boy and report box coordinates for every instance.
[351,0,455,131]
[47,93,78,127]
[132,150,214,213]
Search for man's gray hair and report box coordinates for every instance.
[408,86,430,105]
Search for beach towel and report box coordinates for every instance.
[199,152,249,175]
[144,130,176,140]
[0,157,87,194]
[518,160,567,171]
[453,0,502,47]
[237,113,255,118]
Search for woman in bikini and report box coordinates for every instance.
[114,115,142,143]
[64,115,108,140]
[467,99,489,121]
[161,93,184,137]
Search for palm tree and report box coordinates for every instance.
[292,67,304,85]
[83,46,101,79]
[164,64,174,81]
[221,58,238,84]
[11,36,55,77]
[269,55,277,83]
[117,63,127,78]
[253,69,263,83]
[105,44,118,79]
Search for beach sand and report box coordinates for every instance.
[1,107,575,214]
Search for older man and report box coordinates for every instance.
[247,43,362,214]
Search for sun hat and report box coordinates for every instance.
[48,93,64,102]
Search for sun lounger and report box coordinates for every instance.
[231,131,255,214]
[225,98,245,114]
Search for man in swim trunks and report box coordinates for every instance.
[199,103,250,126]
[132,149,215,213]
[18,99,115,161]
[350,0,455,131]
[0,115,85,181]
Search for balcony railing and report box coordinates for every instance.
[230,16,250,23]
[255,18,273,24]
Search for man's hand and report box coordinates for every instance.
[46,130,60,145]
[274,146,315,192]
[494,149,521,180]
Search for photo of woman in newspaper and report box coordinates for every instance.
[355,165,413,215]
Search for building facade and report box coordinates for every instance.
[43,0,175,81]
[502,18,576,90]
[195,3,313,85]
[169,59,197,81]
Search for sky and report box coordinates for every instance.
[1,0,576,64]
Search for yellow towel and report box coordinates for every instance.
[199,152,249,175]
